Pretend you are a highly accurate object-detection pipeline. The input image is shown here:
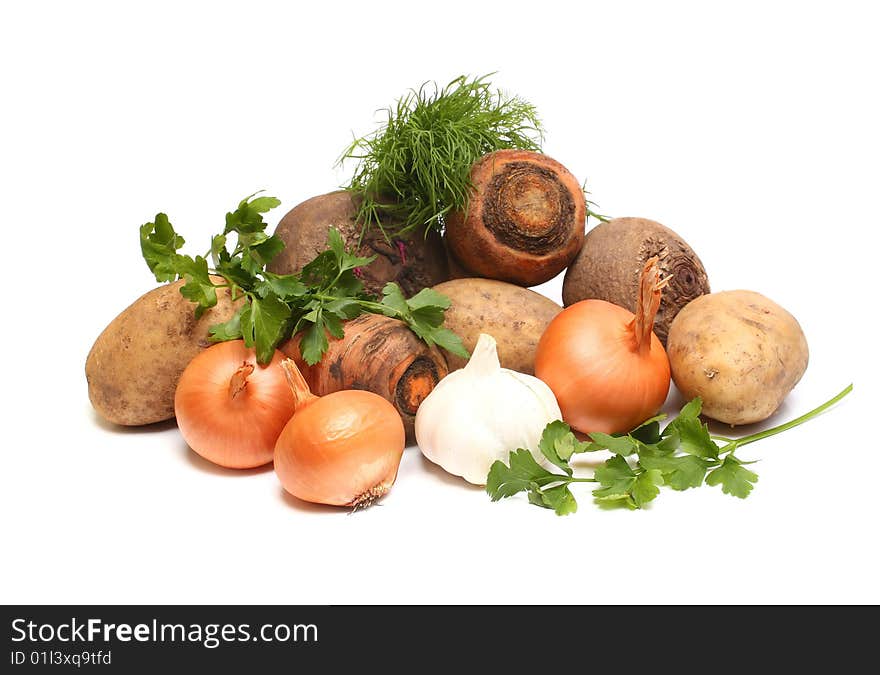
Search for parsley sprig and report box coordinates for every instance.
[140,192,469,365]
[487,385,852,514]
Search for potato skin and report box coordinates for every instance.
[86,280,242,426]
[667,290,809,425]
[432,278,562,375]
[268,191,449,297]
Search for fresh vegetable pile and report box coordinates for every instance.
[85,74,852,513]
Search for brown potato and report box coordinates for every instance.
[86,279,243,426]
[433,278,562,374]
[667,290,809,425]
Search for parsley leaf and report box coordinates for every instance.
[486,448,577,516]
[256,271,307,300]
[591,457,664,509]
[639,454,713,491]
[210,234,227,267]
[322,311,345,339]
[247,234,285,268]
[208,306,244,342]
[429,327,471,357]
[224,192,281,234]
[672,416,719,459]
[406,287,452,312]
[486,425,595,516]
[243,292,289,364]
[380,283,469,359]
[631,469,665,507]
[140,213,185,282]
[588,432,641,457]
[539,420,590,473]
[592,456,638,508]
[533,484,578,515]
[176,255,217,317]
[706,455,759,498]
[321,297,359,319]
[630,414,666,444]
[663,398,719,459]
[216,255,257,290]
[299,318,329,366]
[486,448,558,499]
[538,420,574,474]
[379,283,409,316]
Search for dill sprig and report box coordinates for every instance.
[338,74,544,238]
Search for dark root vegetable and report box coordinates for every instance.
[280,313,448,441]
[562,217,710,345]
[445,149,586,287]
[268,191,450,297]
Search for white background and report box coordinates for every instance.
[2,1,877,604]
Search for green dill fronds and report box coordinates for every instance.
[338,74,544,238]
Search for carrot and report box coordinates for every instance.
[280,313,448,441]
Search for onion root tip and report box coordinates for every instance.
[348,484,390,512]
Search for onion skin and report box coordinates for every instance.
[174,341,295,469]
[274,390,405,507]
[536,300,670,434]
[445,149,586,287]
[537,258,672,435]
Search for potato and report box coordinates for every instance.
[433,278,562,374]
[667,290,809,425]
[86,280,243,426]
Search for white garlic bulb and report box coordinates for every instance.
[415,333,562,485]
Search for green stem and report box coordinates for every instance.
[731,384,853,449]
[312,293,392,317]
[535,475,598,487]
[326,267,347,292]
[711,434,735,443]
[356,299,389,313]
[587,208,611,223]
